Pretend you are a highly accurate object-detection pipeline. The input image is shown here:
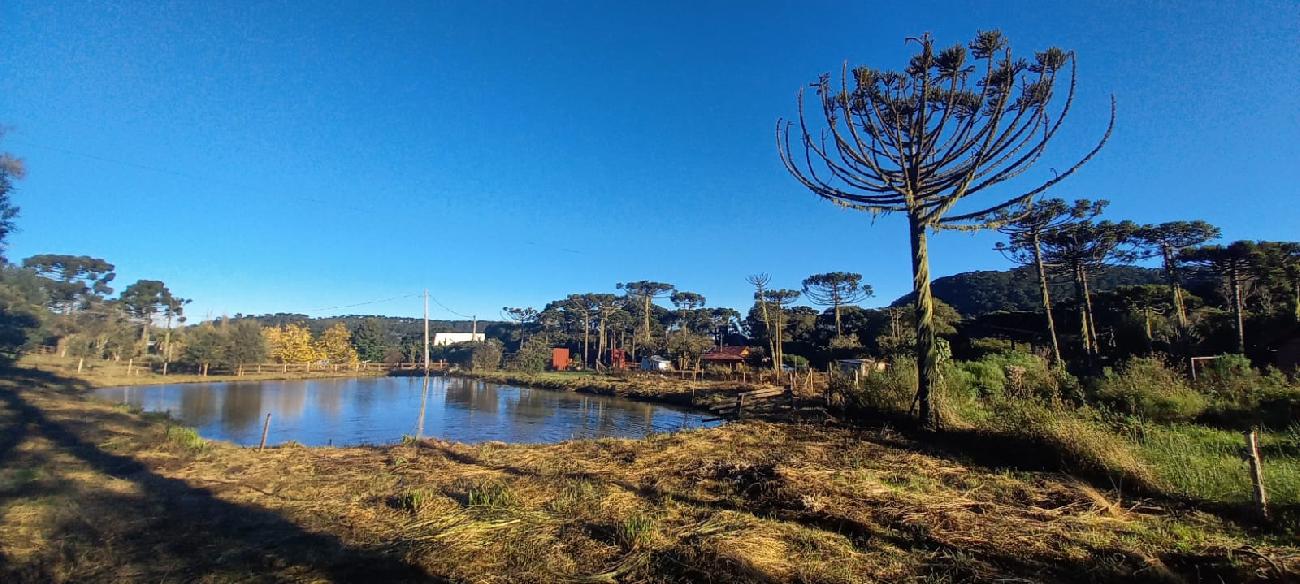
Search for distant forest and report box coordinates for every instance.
[899,266,1167,316]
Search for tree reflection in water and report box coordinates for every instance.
[94,376,720,447]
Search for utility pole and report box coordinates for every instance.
[423,289,430,374]
[472,315,478,339]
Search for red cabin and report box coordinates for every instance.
[550,347,571,371]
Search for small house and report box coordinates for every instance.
[551,347,571,370]
[701,346,750,371]
[431,332,485,346]
[609,348,629,370]
[640,355,672,372]
[836,358,885,379]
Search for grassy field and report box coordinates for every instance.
[1129,422,1300,508]
[2,365,1298,582]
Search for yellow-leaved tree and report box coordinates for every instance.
[265,323,319,363]
[315,323,359,365]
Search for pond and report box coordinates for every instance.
[93,375,720,447]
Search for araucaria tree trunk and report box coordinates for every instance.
[909,217,939,422]
[1231,268,1246,353]
[1162,246,1189,329]
[778,31,1113,427]
[1030,234,1062,364]
[1072,263,1093,357]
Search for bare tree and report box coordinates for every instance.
[778,31,1114,425]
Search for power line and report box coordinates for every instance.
[303,293,421,315]
[427,292,473,319]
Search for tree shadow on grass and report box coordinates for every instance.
[0,366,439,583]
[415,438,1224,583]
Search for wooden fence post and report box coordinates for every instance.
[258,413,272,452]
[1245,429,1270,521]
[127,358,134,376]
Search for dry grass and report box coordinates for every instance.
[1,366,1297,583]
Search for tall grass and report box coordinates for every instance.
[844,350,1300,510]
[1129,423,1300,506]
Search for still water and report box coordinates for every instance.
[93,376,720,446]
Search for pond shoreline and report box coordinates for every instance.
[20,354,388,391]
[446,369,778,412]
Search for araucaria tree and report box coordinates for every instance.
[777,31,1114,425]
[1136,221,1220,332]
[801,272,873,336]
[616,281,674,359]
[1180,242,1260,353]
[762,289,801,372]
[1038,216,1138,359]
[994,198,1104,364]
[119,279,176,356]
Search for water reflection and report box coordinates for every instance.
[93,376,720,447]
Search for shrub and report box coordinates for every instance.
[1095,357,1206,422]
[506,337,548,372]
[946,351,1076,404]
[951,359,1005,398]
[782,354,810,371]
[1196,353,1298,406]
[471,339,504,372]
[845,357,915,412]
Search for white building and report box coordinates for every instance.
[640,355,672,372]
[431,332,485,346]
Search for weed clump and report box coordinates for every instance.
[465,480,517,511]
[165,426,206,453]
[1094,357,1206,422]
[616,512,656,549]
[394,488,435,513]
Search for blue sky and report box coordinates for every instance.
[2,1,1297,322]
